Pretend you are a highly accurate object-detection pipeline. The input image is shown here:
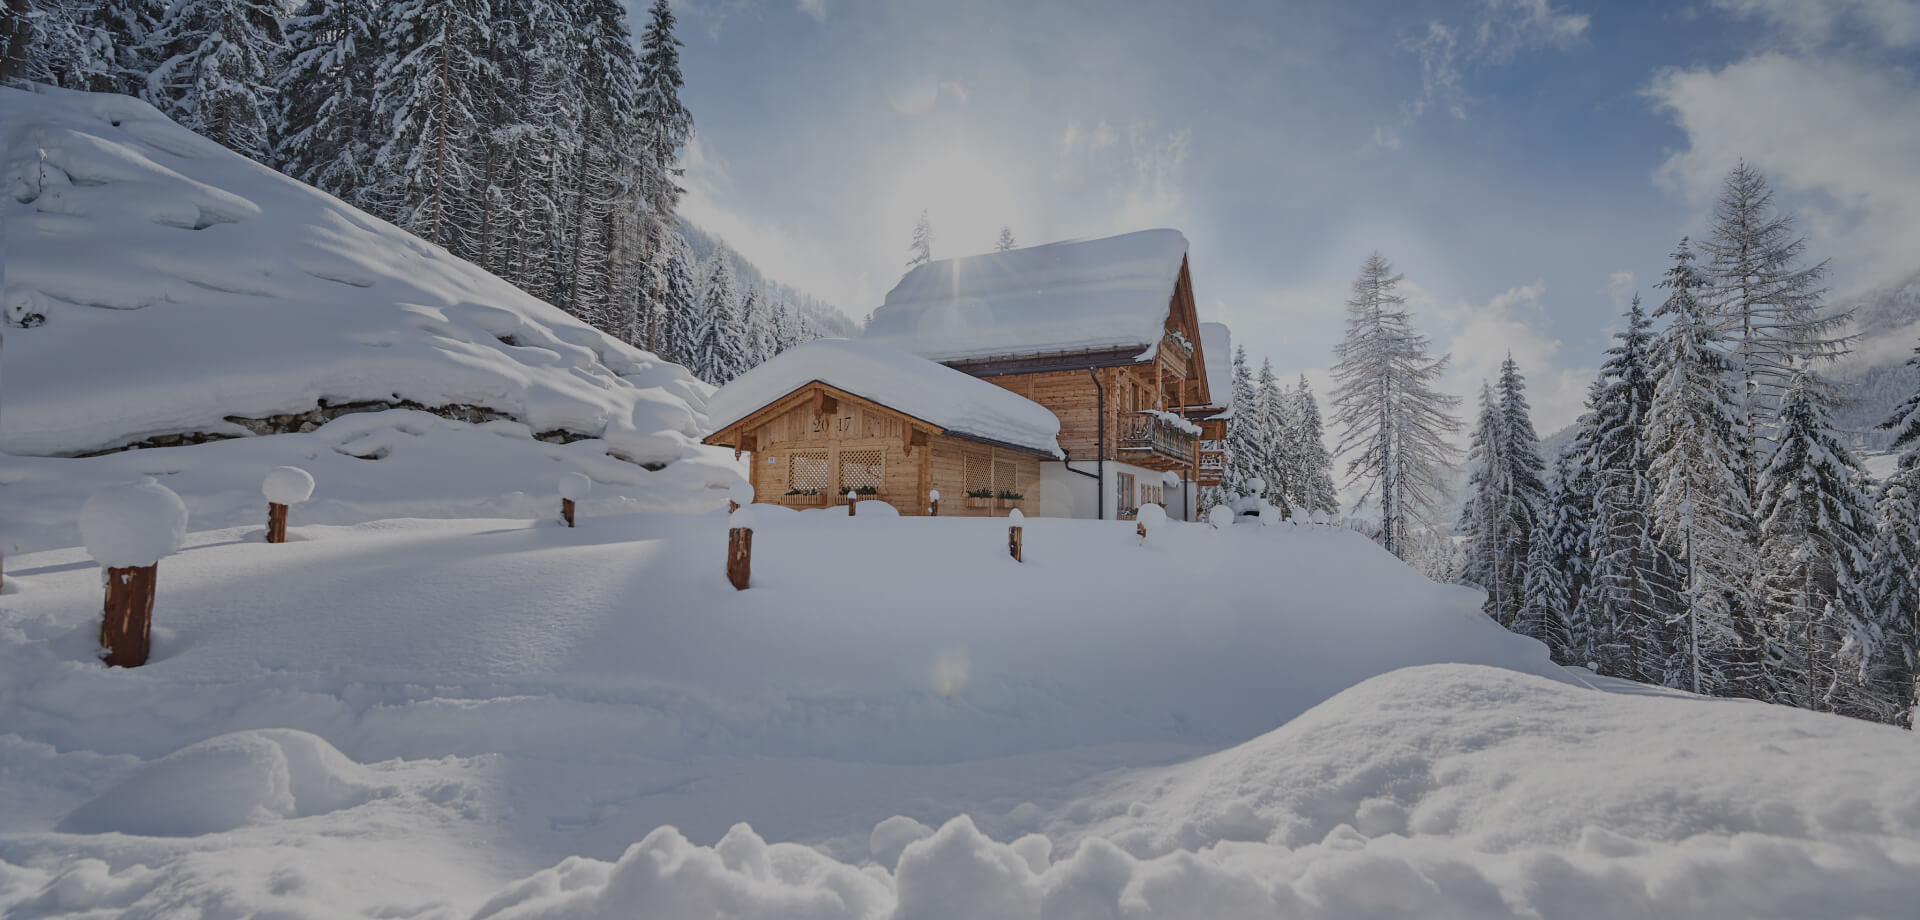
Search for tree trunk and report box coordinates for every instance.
[0,0,33,86]
[267,502,289,543]
[727,527,751,590]
[101,564,158,668]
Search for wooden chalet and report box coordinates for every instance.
[701,339,1062,516]
[860,228,1230,521]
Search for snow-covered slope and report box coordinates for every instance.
[0,85,710,461]
[0,509,1570,915]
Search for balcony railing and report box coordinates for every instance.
[1118,411,1200,467]
[1197,440,1225,486]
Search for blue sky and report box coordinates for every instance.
[665,0,1920,433]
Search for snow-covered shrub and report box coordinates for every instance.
[1259,501,1283,527]
[261,467,315,505]
[1207,505,1233,529]
[1137,502,1167,537]
[79,478,189,568]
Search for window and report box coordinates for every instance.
[840,449,885,492]
[1142,483,1162,507]
[964,453,992,494]
[1116,472,1136,517]
[789,450,829,492]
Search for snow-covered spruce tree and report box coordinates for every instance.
[1331,252,1461,560]
[634,0,692,223]
[372,0,492,252]
[1646,238,1757,697]
[1494,355,1549,628]
[275,0,379,206]
[1866,468,1920,726]
[1584,295,1684,684]
[1754,370,1878,714]
[691,250,746,385]
[559,0,645,326]
[23,0,164,94]
[1293,375,1340,517]
[656,229,702,369]
[1556,392,1605,664]
[907,211,933,267]
[1220,346,1263,504]
[1701,161,1847,494]
[996,227,1018,252]
[1253,358,1293,513]
[143,0,286,160]
[1518,503,1574,659]
[1459,384,1510,622]
[1529,451,1591,665]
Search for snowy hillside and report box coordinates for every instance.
[2,509,1915,916]
[1832,267,1920,445]
[0,85,711,462]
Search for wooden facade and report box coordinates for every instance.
[944,257,1221,495]
[703,382,1045,517]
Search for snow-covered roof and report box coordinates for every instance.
[1198,322,1233,415]
[0,86,709,461]
[860,229,1189,363]
[705,339,1064,457]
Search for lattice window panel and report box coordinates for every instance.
[839,449,885,491]
[964,454,992,494]
[788,451,829,492]
[993,460,1018,494]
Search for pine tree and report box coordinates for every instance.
[1222,346,1263,503]
[1701,160,1846,496]
[1253,358,1291,513]
[1646,238,1756,697]
[275,0,379,205]
[1458,360,1546,632]
[1460,383,1509,620]
[28,0,164,94]
[692,250,745,385]
[907,211,933,267]
[1293,375,1340,517]
[1518,505,1574,659]
[143,0,286,160]
[995,226,1017,252]
[658,230,702,369]
[1865,469,1920,726]
[1331,252,1461,559]
[1754,370,1878,713]
[1532,451,1593,665]
[634,0,692,222]
[372,0,492,251]
[1584,295,1683,684]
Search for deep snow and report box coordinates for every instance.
[1,85,710,461]
[3,504,1916,917]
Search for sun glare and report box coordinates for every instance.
[889,146,1026,260]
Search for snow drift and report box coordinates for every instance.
[0,85,710,460]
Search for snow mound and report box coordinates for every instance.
[58,729,386,836]
[0,86,710,459]
[861,229,1189,363]
[78,477,187,567]
[559,472,593,502]
[705,339,1063,458]
[474,665,1920,919]
[262,465,316,505]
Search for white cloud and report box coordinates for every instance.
[1054,121,1191,231]
[1712,0,1920,49]
[1433,281,1595,435]
[1647,52,1920,291]
[678,136,869,309]
[1401,0,1590,123]
[797,0,827,23]
[1608,269,1636,310]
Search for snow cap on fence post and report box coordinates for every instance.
[81,478,188,569]
[928,489,940,516]
[262,467,315,505]
[847,490,857,516]
[728,480,755,513]
[1136,502,1166,541]
[80,478,187,669]
[1259,501,1283,527]
[1207,504,1234,529]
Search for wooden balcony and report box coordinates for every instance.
[1196,441,1225,487]
[1117,411,1199,472]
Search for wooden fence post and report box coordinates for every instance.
[1007,508,1024,562]
[267,502,289,543]
[728,527,752,590]
[847,490,857,516]
[561,499,576,528]
[101,564,158,668]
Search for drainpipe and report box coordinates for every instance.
[1059,367,1105,520]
